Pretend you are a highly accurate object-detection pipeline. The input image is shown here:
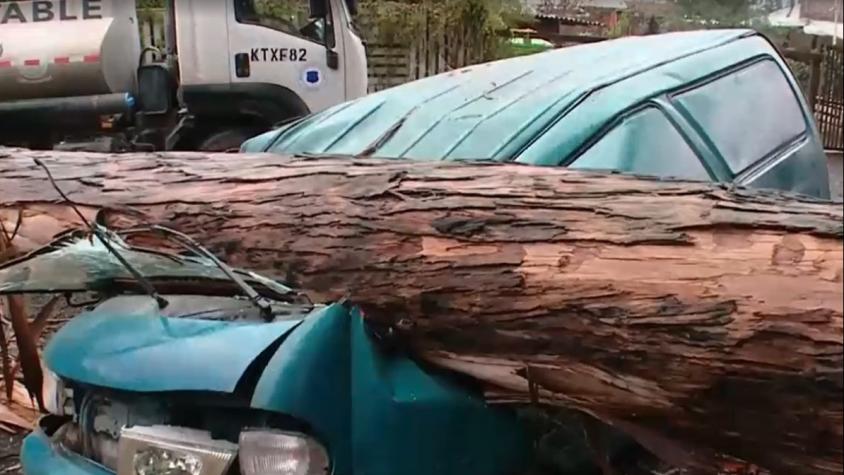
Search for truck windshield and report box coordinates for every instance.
[234,0,329,46]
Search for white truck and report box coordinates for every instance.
[0,0,368,151]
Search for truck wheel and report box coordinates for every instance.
[198,129,261,152]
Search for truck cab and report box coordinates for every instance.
[158,0,368,151]
[0,0,367,151]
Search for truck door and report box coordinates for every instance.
[227,0,346,115]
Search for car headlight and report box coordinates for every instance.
[42,369,73,416]
[239,429,330,475]
[117,425,238,475]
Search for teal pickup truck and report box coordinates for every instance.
[8,29,832,475]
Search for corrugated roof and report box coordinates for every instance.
[254,30,754,161]
[576,0,628,10]
[534,12,604,26]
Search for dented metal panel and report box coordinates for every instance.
[43,295,303,393]
[35,297,530,475]
[21,429,112,475]
[251,303,531,475]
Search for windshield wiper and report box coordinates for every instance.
[135,225,275,321]
[34,159,277,320]
[33,158,170,309]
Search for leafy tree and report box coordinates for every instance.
[137,0,164,9]
[357,0,527,61]
[664,0,787,29]
[676,0,752,23]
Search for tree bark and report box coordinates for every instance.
[1,148,842,474]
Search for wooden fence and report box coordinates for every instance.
[816,44,843,150]
[357,4,493,92]
[783,39,844,151]
[367,38,470,93]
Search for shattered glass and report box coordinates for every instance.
[0,230,298,301]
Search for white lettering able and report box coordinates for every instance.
[0,0,103,24]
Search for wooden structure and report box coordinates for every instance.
[521,12,607,47]
[782,36,844,151]
[816,44,843,150]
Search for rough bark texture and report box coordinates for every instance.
[1,148,842,474]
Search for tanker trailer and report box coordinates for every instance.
[0,0,368,151]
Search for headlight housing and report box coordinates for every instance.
[117,425,238,475]
[239,429,330,475]
[41,369,73,416]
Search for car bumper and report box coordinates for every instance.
[21,420,112,475]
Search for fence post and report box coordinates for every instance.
[809,52,821,112]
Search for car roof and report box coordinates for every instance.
[249,29,766,161]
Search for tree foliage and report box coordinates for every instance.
[137,0,164,9]
[676,0,751,23]
[663,0,786,29]
[357,0,527,60]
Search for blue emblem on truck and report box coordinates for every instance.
[303,67,321,88]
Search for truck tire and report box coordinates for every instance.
[198,128,262,152]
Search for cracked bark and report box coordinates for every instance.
[1,148,842,474]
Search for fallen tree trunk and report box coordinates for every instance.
[1,148,842,474]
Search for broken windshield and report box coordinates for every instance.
[0,229,301,302]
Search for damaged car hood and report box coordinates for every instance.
[43,295,308,393]
[0,228,316,393]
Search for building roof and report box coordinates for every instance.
[245,30,770,164]
[768,2,843,39]
[576,0,628,10]
[535,12,605,27]
[522,0,606,24]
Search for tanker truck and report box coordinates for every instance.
[0,0,368,151]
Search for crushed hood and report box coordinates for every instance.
[0,227,316,393]
[43,294,309,393]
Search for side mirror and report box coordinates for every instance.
[136,64,173,115]
[326,50,339,70]
[309,0,327,18]
[346,0,358,15]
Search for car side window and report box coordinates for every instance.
[672,59,807,175]
[569,107,711,181]
[234,0,329,46]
